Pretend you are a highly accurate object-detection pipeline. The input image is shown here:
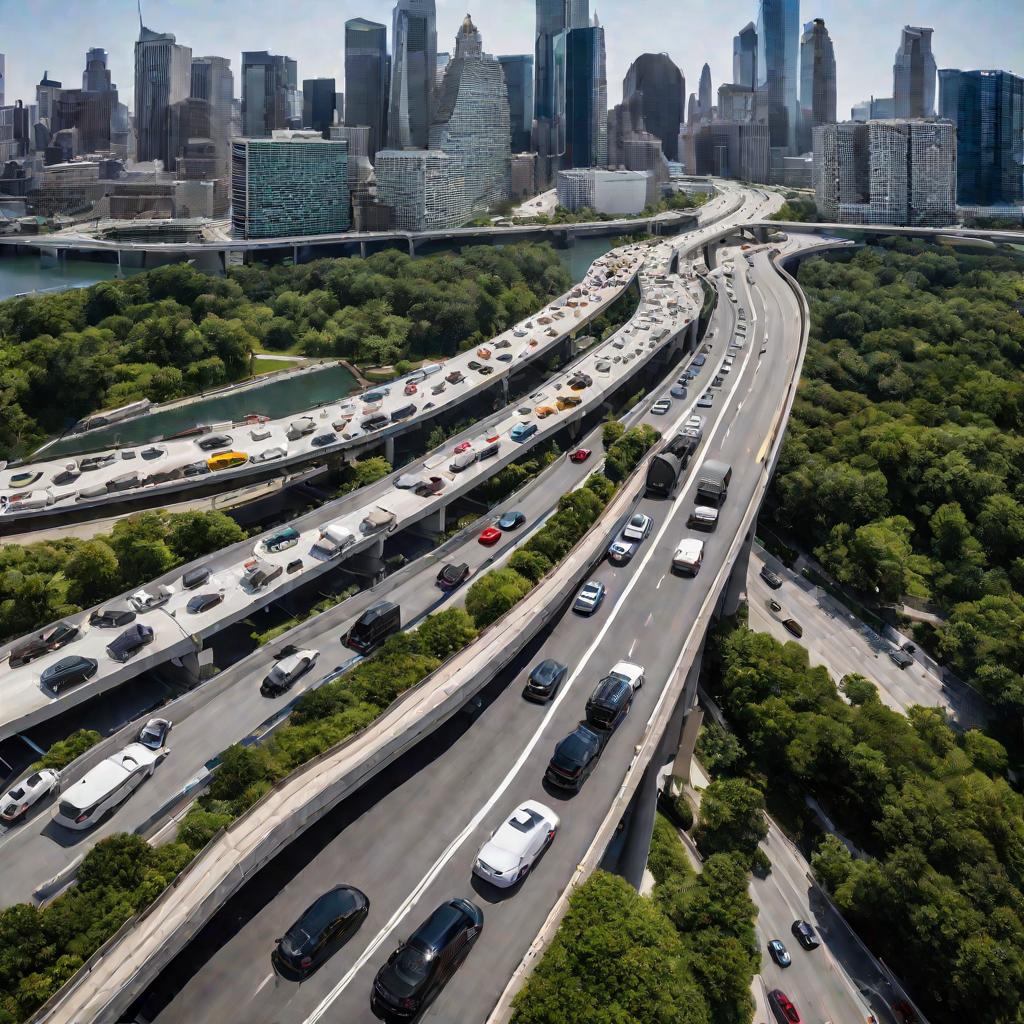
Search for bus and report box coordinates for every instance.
[54,742,163,830]
[207,451,248,472]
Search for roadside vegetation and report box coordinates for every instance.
[501,189,708,229]
[0,426,658,1022]
[767,194,817,222]
[0,243,571,459]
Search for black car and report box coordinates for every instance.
[782,618,803,638]
[545,724,604,792]
[187,592,224,614]
[197,434,232,452]
[8,621,80,668]
[478,365,494,376]
[791,919,820,950]
[79,453,116,471]
[89,608,136,629]
[106,623,155,663]
[40,655,98,694]
[311,433,337,447]
[888,648,914,669]
[362,415,389,432]
[760,565,783,589]
[523,658,568,703]
[182,566,212,590]
[273,885,369,978]
[140,447,164,460]
[584,675,633,732]
[437,563,470,591]
[372,898,483,1020]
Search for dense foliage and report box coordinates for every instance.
[0,510,245,643]
[709,626,1024,1024]
[771,240,1024,714]
[509,189,708,228]
[0,243,571,458]
[768,195,817,222]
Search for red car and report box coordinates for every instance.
[453,440,473,454]
[479,526,502,546]
[404,382,418,395]
[767,990,801,1024]
[569,448,592,463]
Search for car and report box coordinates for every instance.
[478,364,494,376]
[497,510,526,531]
[782,618,803,638]
[712,375,724,387]
[670,384,688,398]
[40,655,98,693]
[0,768,61,824]
[510,422,538,443]
[545,724,604,791]
[768,598,782,613]
[78,453,116,472]
[404,382,418,395]
[453,440,473,455]
[479,525,502,546]
[197,433,232,452]
[606,539,635,565]
[446,370,465,384]
[89,608,136,629]
[182,566,212,590]
[128,585,175,611]
[371,898,483,1019]
[697,392,714,407]
[8,621,80,668]
[431,382,447,395]
[311,433,337,447]
[467,360,483,371]
[622,513,653,542]
[555,395,581,410]
[414,476,445,497]
[535,405,556,419]
[567,372,592,390]
[437,563,470,590]
[573,579,606,615]
[889,648,914,669]
[186,591,224,614]
[767,939,791,967]
[569,448,592,463]
[183,461,211,477]
[523,658,568,702]
[362,388,390,403]
[760,565,783,589]
[106,623,155,662]
[261,527,300,554]
[791,919,820,950]
[473,801,559,888]
[273,885,370,978]
[767,989,802,1024]
[8,470,42,488]
[606,660,645,692]
[137,717,172,750]
[140,446,165,460]
[261,648,320,697]
[651,399,672,415]
[250,425,273,441]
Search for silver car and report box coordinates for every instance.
[621,513,653,542]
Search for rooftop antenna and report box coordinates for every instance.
[137,0,144,33]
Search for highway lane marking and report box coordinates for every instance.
[298,267,763,1024]
[656,574,665,590]
[252,973,276,999]
[628,639,637,657]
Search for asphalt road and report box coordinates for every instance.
[147,244,802,1024]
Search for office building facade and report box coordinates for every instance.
[375,149,457,230]
[756,0,800,153]
[557,167,651,215]
[303,78,337,136]
[388,0,437,149]
[733,22,757,88]
[939,68,1024,207]
[559,21,607,169]
[231,131,349,238]
[242,51,299,137]
[135,25,192,168]
[189,56,233,215]
[692,120,770,182]
[498,55,534,153]
[798,18,836,153]
[894,26,937,119]
[345,18,389,157]
[622,53,685,161]
[698,63,713,120]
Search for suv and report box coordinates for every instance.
[372,898,483,1019]
[106,623,155,663]
[888,648,914,670]
[585,675,633,731]
[545,725,604,791]
[261,649,319,697]
[523,659,568,702]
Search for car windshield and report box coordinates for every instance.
[393,941,432,985]
[629,516,645,528]
[140,725,161,743]
[281,928,314,956]
[532,661,559,684]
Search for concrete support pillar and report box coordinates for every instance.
[721,527,754,619]
[417,503,446,539]
[384,435,395,466]
[500,376,509,404]
[360,241,368,259]
[161,649,203,688]
[375,536,385,559]
[687,317,699,352]
[567,418,582,440]
[408,238,416,258]
[671,707,705,785]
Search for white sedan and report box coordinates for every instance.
[473,801,559,888]
[260,648,320,697]
[0,768,61,824]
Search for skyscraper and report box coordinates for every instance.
[733,22,757,88]
[798,18,836,154]
[939,68,1024,207]
[893,26,937,119]
[36,72,62,123]
[698,63,713,119]
[0,54,5,107]
[135,24,192,167]
[303,78,337,136]
[388,0,437,149]
[756,0,800,153]
[560,17,607,169]
[498,55,535,153]
[83,48,113,92]
[622,53,685,162]
[345,18,389,158]
[242,51,299,138]
[185,56,233,215]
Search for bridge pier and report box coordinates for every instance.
[413,503,447,541]
[408,237,416,258]
[720,527,754,619]
[384,436,395,466]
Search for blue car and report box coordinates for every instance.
[510,422,538,443]
[498,510,526,530]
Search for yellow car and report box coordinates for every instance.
[556,395,582,411]
[207,451,248,472]
[535,405,557,419]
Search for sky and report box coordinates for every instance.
[0,0,1020,121]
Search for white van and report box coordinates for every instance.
[313,522,355,558]
[449,450,479,472]
[672,538,705,576]
[54,742,163,830]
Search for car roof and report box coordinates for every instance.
[293,886,363,935]
[413,901,470,952]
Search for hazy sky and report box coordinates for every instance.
[1,0,1020,120]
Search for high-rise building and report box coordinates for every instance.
[388,0,437,149]
[375,148,456,230]
[187,56,233,215]
[893,26,937,119]
[498,55,535,153]
[242,51,299,137]
[559,17,607,169]
[798,18,836,153]
[36,72,63,123]
[231,130,349,238]
[692,120,770,182]
[939,68,1024,207]
[190,56,233,153]
[813,117,955,226]
[733,22,757,88]
[135,24,192,168]
[623,53,685,161]
[436,53,451,89]
[428,15,511,218]
[52,89,116,153]
[756,0,800,153]
[607,90,669,183]
[83,48,113,92]
[698,63,713,119]
[0,54,5,107]
[557,167,653,214]
[718,83,763,124]
[344,18,389,158]
[303,78,337,136]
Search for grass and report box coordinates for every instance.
[252,357,300,375]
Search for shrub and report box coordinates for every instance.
[416,608,478,660]
[32,729,102,771]
[507,548,553,583]
[465,568,534,628]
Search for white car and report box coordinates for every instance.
[607,660,645,691]
[128,584,175,611]
[251,446,286,464]
[673,538,705,576]
[473,800,559,888]
[685,415,705,432]
[250,426,273,441]
[260,648,320,697]
[621,513,653,542]
[651,399,672,415]
[0,768,61,824]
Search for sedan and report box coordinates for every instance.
[479,526,502,546]
[106,623,155,663]
[651,399,672,415]
[467,360,483,371]
[569,448,592,463]
[523,658,568,702]
[473,801,559,888]
[760,565,783,589]
[607,540,635,565]
[138,717,172,750]
[89,608,136,629]
[40,655,98,694]
[545,724,604,791]
[478,364,494,376]
[0,769,61,824]
[8,621,80,668]
[496,353,514,363]
[767,939,791,967]
[670,385,688,399]
[311,433,337,448]
[791,919,820,950]
[697,393,714,408]
[767,989,802,1024]
[437,562,470,590]
[261,648,319,697]
[783,618,803,638]
[186,591,224,614]
[197,434,232,452]
[573,579,606,615]
[889,648,914,669]
[621,513,653,542]
[497,510,526,531]
[274,886,369,979]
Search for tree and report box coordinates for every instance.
[64,540,119,607]
[811,834,854,891]
[465,568,533,628]
[840,673,880,705]
[166,511,245,563]
[415,609,477,660]
[693,778,768,858]
[32,729,102,771]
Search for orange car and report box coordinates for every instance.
[535,405,556,419]
[476,347,492,360]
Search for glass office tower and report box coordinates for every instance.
[498,55,534,153]
[622,53,685,162]
[756,0,799,153]
[733,22,757,89]
[345,18,389,158]
[893,26,937,119]
[559,21,607,169]
[798,18,836,154]
[388,0,437,149]
[303,78,337,136]
[242,51,299,137]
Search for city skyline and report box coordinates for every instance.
[1,0,1019,127]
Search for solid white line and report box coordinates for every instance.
[252,973,275,998]
[299,268,763,1024]
[628,639,637,658]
